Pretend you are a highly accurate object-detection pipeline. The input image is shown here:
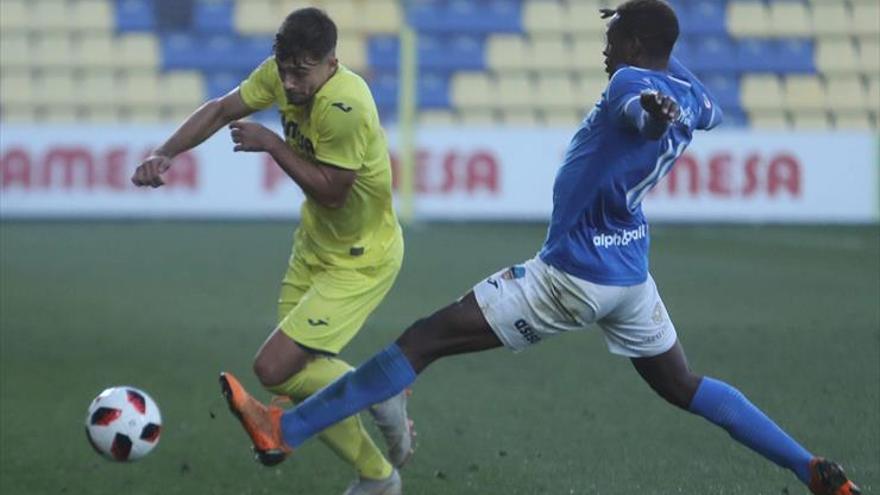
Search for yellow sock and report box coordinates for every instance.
[266,356,394,480]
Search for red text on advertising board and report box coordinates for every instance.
[1,146,198,191]
[653,151,801,198]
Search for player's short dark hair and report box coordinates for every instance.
[274,7,337,64]
[603,0,679,59]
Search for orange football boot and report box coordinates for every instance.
[219,372,292,466]
[809,457,861,495]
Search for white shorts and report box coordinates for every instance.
[472,257,677,358]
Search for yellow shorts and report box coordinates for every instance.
[276,238,403,355]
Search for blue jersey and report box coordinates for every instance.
[539,58,722,285]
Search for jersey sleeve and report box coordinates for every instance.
[605,68,654,129]
[239,58,279,111]
[668,57,723,131]
[312,99,370,170]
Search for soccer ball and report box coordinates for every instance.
[85,386,162,462]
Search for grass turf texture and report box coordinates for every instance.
[1,222,878,495]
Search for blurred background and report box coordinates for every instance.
[1,1,878,494]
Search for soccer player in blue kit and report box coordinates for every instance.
[219,1,860,492]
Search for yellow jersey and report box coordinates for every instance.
[239,58,402,269]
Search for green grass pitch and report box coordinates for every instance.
[1,222,878,494]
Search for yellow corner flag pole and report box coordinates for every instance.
[397,2,417,225]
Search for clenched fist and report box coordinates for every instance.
[229,121,283,153]
[640,90,680,123]
[131,154,173,188]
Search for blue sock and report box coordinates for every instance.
[280,343,417,447]
[689,377,813,484]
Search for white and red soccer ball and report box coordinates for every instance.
[85,386,162,461]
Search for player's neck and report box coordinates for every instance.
[632,57,669,72]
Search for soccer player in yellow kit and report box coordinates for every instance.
[131,8,412,495]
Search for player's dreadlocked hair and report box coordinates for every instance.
[274,7,337,64]
[601,0,679,59]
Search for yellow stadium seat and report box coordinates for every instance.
[810,3,851,37]
[571,37,605,72]
[576,76,607,106]
[749,112,789,129]
[119,73,160,106]
[117,35,160,69]
[543,109,584,127]
[2,105,37,123]
[791,111,831,130]
[125,106,163,123]
[784,75,826,112]
[235,0,277,35]
[564,1,607,35]
[834,111,874,130]
[31,35,75,69]
[497,74,535,109]
[867,76,879,110]
[857,37,880,73]
[852,2,880,36]
[0,34,31,69]
[418,110,456,126]
[0,0,28,32]
[0,73,34,106]
[34,73,77,107]
[70,0,113,31]
[523,1,567,33]
[815,39,859,74]
[500,109,541,126]
[770,1,812,37]
[76,35,115,68]
[79,72,120,106]
[160,72,206,106]
[487,35,530,71]
[530,36,569,71]
[825,76,868,111]
[44,107,81,123]
[742,74,784,111]
[459,108,498,125]
[353,0,401,34]
[336,34,366,73]
[30,1,71,32]
[322,0,358,33]
[451,72,494,108]
[83,107,122,124]
[535,74,576,108]
[727,2,772,38]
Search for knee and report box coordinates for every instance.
[655,372,703,410]
[252,353,307,388]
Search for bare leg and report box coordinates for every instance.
[396,291,503,373]
[630,339,702,410]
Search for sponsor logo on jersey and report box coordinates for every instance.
[307,318,329,327]
[331,102,353,113]
[514,318,541,344]
[592,224,648,248]
[501,265,526,280]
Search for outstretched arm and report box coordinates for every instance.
[131,89,254,188]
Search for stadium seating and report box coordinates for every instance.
[0,0,877,129]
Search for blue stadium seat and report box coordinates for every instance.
[736,39,814,74]
[717,108,748,127]
[408,0,522,34]
[194,0,233,34]
[161,33,271,71]
[368,34,485,71]
[677,0,728,36]
[369,71,451,110]
[700,73,741,113]
[205,70,249,99]
[116,0,155,32]
[687,36,738,73]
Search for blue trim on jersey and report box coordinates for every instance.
[539,59,721,286]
